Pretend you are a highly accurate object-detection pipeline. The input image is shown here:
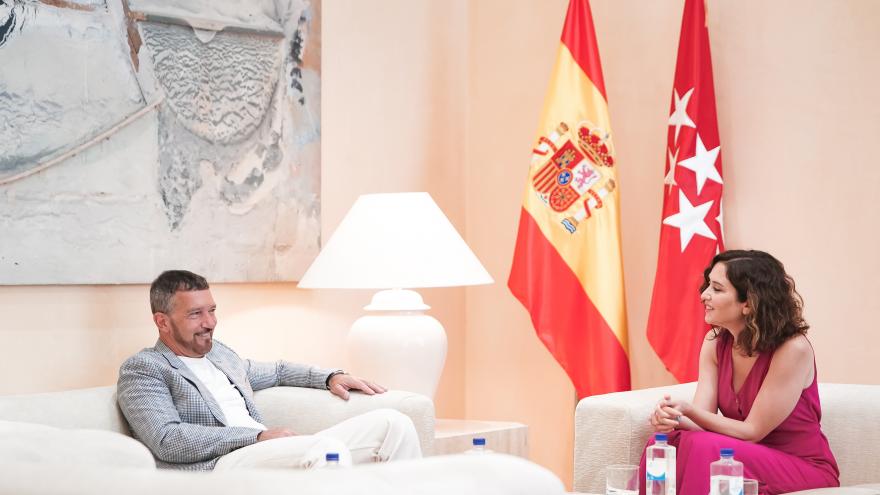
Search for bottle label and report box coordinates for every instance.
[729,478,743,495]
[710,475,743,495]
[646,458,666,481]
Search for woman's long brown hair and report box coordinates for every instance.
[701,250,809,356]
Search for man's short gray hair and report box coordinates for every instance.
[150,270,209,314]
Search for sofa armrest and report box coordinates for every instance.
[816,383,880,486]
[573,383,696,494]
[253,387,435,455]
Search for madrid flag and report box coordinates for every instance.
[509,0,630,399]
[647,0,725,382]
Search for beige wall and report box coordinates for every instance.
[2,0,879,489]
[0,0,471,422]
[595,0,880,388]
[463,0,576,484]
[463,0,880,487]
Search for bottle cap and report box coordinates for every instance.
[720,448,734,457]
[472,437,486,446]
[654,433,668,442]
[326,452,340,462]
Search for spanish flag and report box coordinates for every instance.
[508,0,630,399]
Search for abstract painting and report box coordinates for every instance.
[0,0,321,284]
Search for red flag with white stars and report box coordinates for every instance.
[646,0,725,382]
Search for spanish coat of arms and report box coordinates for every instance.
[530,121,617,233]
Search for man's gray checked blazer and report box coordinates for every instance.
[116,339,337,470]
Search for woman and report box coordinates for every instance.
[641,250,838,494]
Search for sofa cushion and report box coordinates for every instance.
[0,385,130,434]
[0,420,155,469]
[0,453,566,495]
[786,487,880,495]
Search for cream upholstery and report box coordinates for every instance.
[573,383,880,494]
[0,419,155,469]
[0,454,565,495]
[253,385,435,454]
[0,385,131,434]
[0,385,434,454]
[787,486,880,495]
[0,385,565,494]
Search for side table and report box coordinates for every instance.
[432,418,528,457]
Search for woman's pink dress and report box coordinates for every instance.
[638,331,839,494]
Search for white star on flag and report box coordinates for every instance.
[668,87,696,142]
[716,200,725,244]
[664,147,679,196]
[663,190,716,252]
[678,133,722,195]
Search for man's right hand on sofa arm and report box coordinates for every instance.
[257,428,297,442]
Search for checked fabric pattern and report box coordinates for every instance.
[117,339,337,470]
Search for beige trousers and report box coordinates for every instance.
[213,409,422,470]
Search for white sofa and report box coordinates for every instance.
[0,385,565,495]
[573,382,880,495]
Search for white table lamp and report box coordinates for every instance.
[298,192,493,398]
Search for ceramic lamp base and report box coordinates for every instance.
[346,289,447,398]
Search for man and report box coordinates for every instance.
[117,270,422,470]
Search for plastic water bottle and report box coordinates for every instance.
[645,433,676,495]
[710,448,743,495]
[324,452,341,468]
[464,437,492,454]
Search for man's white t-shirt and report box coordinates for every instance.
[178,356,267,431]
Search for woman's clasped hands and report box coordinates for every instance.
[649,394,692,433]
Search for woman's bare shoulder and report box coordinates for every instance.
[700,330,720,362]
[775,333,812,359]
[771,334,814,378]
[702,329,722,344]
[769,334,814,387]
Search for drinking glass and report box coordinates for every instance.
[605,464,639,495]
[743,478,759,495]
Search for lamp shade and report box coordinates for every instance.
[298,192,493,289]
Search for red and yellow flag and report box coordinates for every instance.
[508,0,630,399]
